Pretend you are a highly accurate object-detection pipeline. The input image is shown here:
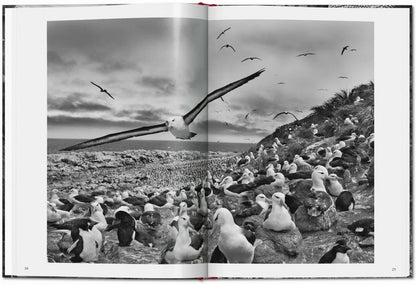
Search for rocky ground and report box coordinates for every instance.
[47,148,374,264]
[47,149,234,264]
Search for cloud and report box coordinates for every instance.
[137,75,175,94]
[48,92,111,112]
[47,51,76,72]
[192,119,269,137]
[116,108,173,123]
[48,115,140,128]
[95,59,141,74]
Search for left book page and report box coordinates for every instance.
[4,3,210,278]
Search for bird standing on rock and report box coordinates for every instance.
[211,208,255,263]
[263,192,296,232]
[319,240,351,263]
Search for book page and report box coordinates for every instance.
[4,3,212,278]
[206,5,410,278]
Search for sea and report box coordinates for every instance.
[47,139,256,154]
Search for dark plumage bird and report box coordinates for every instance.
[319,240,351,263]
[123,196,147,207]
[341,45,349,55]
[220,44,236,52]
[50,218,99,262]
[277,82,285,85]
[244,113,250,120]
[272,111,299,121]
[148,194,168,207]
[286,171,312,180]
[335,191,355,211]
[285,194,302,214]
[241,57,262,62]
[106,207,152,247]
[140,204,162,227]
[296,52,315,57]
[217,27,231,39]
[338,76,349,79]
[226,182,256,194]
[347,218,374,237]
[90,81,115,100]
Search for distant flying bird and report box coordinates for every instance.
[220,97,225,102]
[341,45,349,55]
[90,81,115,100]
[277,82,285,85]
[224,122,229,126]
[272,111,299,121]
[220,44,236,52]
[296,53,315,57]
[61,69,265,151]
[241,57,262,62]
[217,27,231,39]
[244,113,250,120]
[338,76,349,79]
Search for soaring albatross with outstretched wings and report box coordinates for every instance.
[61,68,265,151]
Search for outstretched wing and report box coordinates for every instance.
[61,123,168,151]
[183,68,265,125]
[272,112,286,120]
[104,91,115,100]
[90,81,102,90]
[253,57,262,60]
[219,45,227,50]
[287,112,299,121]
[229,45,236,52]
[241,58,249,62]
[217,27,231,39]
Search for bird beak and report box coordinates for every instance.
[265,197,272,203]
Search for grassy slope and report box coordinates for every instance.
[252,81,374,161]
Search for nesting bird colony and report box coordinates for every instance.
[47,110,374,264]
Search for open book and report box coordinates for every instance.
[3,3,412,279]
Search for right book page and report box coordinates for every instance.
[206,5,411,278]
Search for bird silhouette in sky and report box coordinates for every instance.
[90,81,115,100]
[220,44,236,52]
[296,52,315,57]
[217,27,231,39]
[241,57,262,62]
[341,45,349,55]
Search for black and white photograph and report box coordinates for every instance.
[46,16,375,265]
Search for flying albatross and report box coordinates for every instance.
[217,27,231,39]
[90,81,115,100]
[220,44,236,52]
[296,52,315,57]
[241,57,262,62]
[61,69,265,151]
[272,111,299,121]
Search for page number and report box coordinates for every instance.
[392,267,396,271]
[24,266,29,270]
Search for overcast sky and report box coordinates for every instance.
[48,17,373,143]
